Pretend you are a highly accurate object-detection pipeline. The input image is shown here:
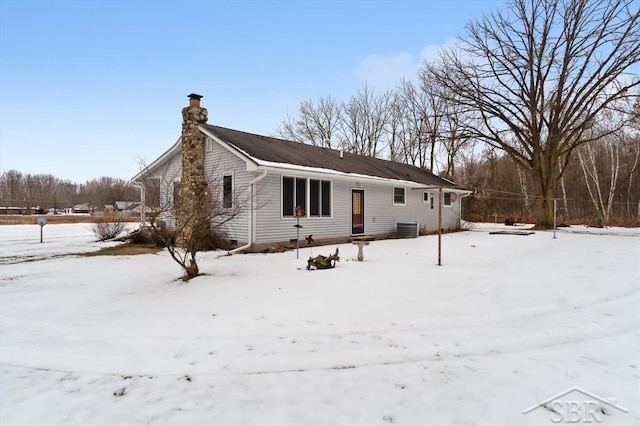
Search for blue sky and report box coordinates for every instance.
[0,0,503,183]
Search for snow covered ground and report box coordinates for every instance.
[1,222,638,425]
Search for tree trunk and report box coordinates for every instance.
[558,159,570,223]
[183,259,199,282]
[532,166,555,229]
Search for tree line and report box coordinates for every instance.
[0,170,140,212]
[276,0,639,227]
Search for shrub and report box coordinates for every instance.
[91,219,128,241]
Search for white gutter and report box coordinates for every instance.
[226,169,268,255]
[253,163,439,189]
[131,182,146,224]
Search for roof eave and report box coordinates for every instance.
[131,137,182,182]
[199,125,260,170]
[252,160,453,188]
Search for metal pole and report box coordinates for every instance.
[438,187,442,266]
[40,226,43,243]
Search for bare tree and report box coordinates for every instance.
[338,83,392,157]
[418,68,447,172]
[624,98,640,220]
[430,0,640,228]
[396,79,431,168]
[386,91,406,163]
[275,96,342,148]
[577,138,619,226]
[437,90,479,179]
[138,161,252,282]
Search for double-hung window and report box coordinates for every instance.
[223,175,233,208]
[172,180,181,209]
[393,187,406,206]
[444,192,452,206]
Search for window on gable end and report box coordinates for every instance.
[173,181,181,209]
[223,175,233,208]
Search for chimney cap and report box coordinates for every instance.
[188,93,203,100]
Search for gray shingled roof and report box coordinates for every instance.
[201,124,455,188]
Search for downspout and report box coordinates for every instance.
[226,169,267,255]
[458,190,472,227]
[132,182,146,225]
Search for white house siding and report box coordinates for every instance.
[204,139,253,243]
[157,152,183,228]
[253,171,463,244]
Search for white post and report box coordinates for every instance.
[296,217,300,259]
[438,187,442,266]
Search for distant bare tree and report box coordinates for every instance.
[386,91,405,163]
[395,79,431,169]
[81,177,137,208]
[338,83,392,157]
[275,96,342,148]
[430,0,640,228]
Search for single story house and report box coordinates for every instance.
[131,94,470,251]
[72,203,90,214]
[115,201,139,212]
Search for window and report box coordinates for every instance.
[309,179,331,217]
[223,175,233,208]
[282,176,307,217]
[172,180,181,208]
[444,192,452,206]
[283,177,331,217]
[393,187,406,205]
[423,191,430,204]
[205,138,213,152]
[321,180,331,216]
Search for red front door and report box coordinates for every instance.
[352,189,364,234]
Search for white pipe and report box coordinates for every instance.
[226,169,267,255]
[132,182,146,225]
[457,190,472,228]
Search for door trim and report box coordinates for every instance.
[351,189,365,235]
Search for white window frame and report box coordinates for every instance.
[222,172,233,209]
[444,192,453,207]
[205,138,213,152]
[281,176,307,218]
[171,178,181,208]
[422,191,430,204]
[308,178,332,218]
[281,176,333,218]
[393,187,406,206]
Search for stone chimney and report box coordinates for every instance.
[176,93,210,245]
